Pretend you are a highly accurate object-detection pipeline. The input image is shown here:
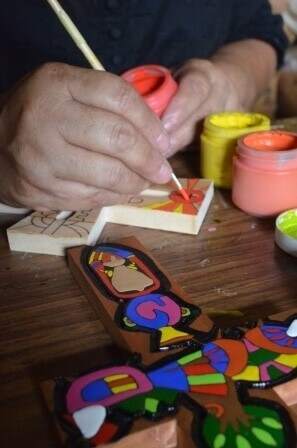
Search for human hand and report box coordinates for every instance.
[0,63,171,210]
[162,59,243,155]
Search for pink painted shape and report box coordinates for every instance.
[66,366,153,413]
[243,338,259,353]
[137,295,181,326]
[260,360,292,382]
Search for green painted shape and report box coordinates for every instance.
[213,434,226,448]
[118,394,146,414]
[202,412,221,447]
[262,418,283,430]
[145,397,159,413]
[188,373,225,386]
[244,405,284,448]
[119,387,179,415]
[252,427,277,446]
[278,210,297,239]
[149,387,179,403]
[248,349,277,366]
[267,365,283,381]
[201,404,285,448]
[178,350,202,365]
[236,435,252,448]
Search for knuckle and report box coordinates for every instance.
[189,74,210,99]
[106,162,126,190]
[115,79,137,113]
[109,121,138,150]
[35,62,68,82]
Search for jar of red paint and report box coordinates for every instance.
[122,65,178,117]
[232,131,297,217]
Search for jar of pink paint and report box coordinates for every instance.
[232,131,297,217]
[122,65,178,117]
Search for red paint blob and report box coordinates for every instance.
[90,421,118,445]
[243,131,297,152]
[169,190,204,204]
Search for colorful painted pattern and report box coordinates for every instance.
[143,179,205,215]
[84,244,208,351]
[55,315,297,448]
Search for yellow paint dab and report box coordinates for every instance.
[160,326,192,345]
[111,383,137,394]
[276,354,297,368]
[233,366,260,382]
[173,204,184,213]
[105,374,129,382]
[89,252,96,263]
[144,200,172,210]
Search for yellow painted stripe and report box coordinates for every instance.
[89,252,96,263]
[277,354,297,368]
[233,366,260,382]
[111,383,137,394]
[144,200,172,210]
[105,374,129,382]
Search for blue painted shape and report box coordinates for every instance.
[262,324,297,348]
[148,361,189,392]
[202,342,228,373]
[81,380,111,402]
[95,245,133,259]
[125,294,172,330]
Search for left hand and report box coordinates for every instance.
[161,59,243,156]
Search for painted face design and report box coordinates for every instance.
[86,245,163,300]
[83,244,209,352]
[55,315,297,448]
[117,292,200,351]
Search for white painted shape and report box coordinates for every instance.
[287,319,297,337]
[73,405,106,439]
[56,210,74,220]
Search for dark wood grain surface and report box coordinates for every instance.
[0,143,297,448]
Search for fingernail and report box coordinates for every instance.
[156,131,170,155]
[157,162,172,183]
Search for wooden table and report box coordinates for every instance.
[0,146,297,448]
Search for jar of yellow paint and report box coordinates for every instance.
[200,112,270,188]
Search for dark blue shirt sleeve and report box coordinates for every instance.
[227,0,288,66]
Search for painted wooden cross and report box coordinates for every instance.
[43,238,297,448]
[7,178,213,256]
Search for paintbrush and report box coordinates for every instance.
[45,0,190,203]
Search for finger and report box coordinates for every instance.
[168,99,214,153]
[59,102,172,184]
[162,70,211,136]
[65,65,170,155]
[169,120,198,154]
[12,176,132,211]
[49,142,154,194]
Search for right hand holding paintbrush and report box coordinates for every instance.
[0,63,172,211]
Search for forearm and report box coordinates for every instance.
[211,39,277,109]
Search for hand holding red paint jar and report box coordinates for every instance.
[0,63,172,210]
[161,59,243,156]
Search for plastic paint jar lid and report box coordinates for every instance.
[275,209,297,256]
[122,65,178,117]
